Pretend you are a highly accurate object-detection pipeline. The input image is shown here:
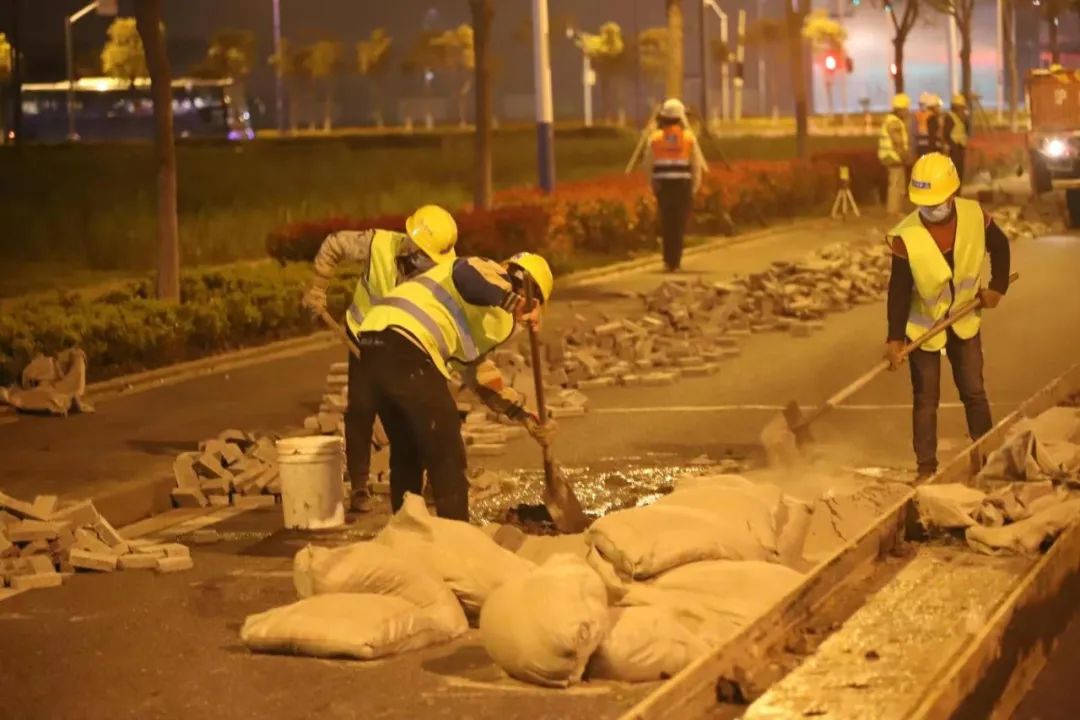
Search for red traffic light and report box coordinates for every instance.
[824,54,838,71]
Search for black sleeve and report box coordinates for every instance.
[887,255,914,342]
[985,220,1012,294]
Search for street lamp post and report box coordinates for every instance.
[566,28,594,128]
[65,1,102,141]
[532,0,555,192]
[272,0,284,133]
[703,0,729,122]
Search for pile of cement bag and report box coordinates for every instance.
[0,349,92,416]
[240,473,814,688]
[915,403,1080,555]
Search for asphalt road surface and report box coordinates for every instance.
[1,209,1078,719]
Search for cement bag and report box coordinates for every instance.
[776,496,813,568]
[375,493,534,616]
[979,420,1067,480]
[240,593,454,660]
[655,484,780,555]
[293,542,467,637]
[1028,407,1080,444]
[621,561,804,648]
[966,499,1080,555]
[587,606,709,683]
[479,554,609,687]
[915,484,987,529]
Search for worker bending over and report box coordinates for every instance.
[644,98,706,272]
[878,93,911,216]
[356,252,555,520]
[942,94,968,186]
[884,153,1011,479]
[303,205,459,512]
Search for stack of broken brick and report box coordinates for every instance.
[171,429,281,510]
[992,203,1063,241]
[0,491,192,591]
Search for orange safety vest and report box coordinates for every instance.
[649,125,695,181]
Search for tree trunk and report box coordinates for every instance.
[787,0,810,159]
[959,21,972,105]
[134,0,180,302]
[470,0,493,210]
[893,38,905,93]
[666,0,683,98]
[1047,17,1059,64]
[1004,0,1019,132]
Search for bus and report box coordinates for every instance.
[17,76,255,143]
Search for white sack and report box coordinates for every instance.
[966,499,1080,555]
[375,493,534,616]
[479,554,609,687]
[587,606,709,683]
[915,484,987,529]
[1028,407,1080,444]
[240,593,454,660]
[293,542,467,636]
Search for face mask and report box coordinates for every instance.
[919,200,953,223]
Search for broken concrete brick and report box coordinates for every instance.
[208,494,232,508]
[8,520,64,543]
[200,478,232,496]
[171,488,209,508]
[578,377,616,389]
[251,438,278,464]
[11,573,63,591]
[74,528,115,555]
[220,442,245,467]
[49,528,76,555]
[93,516,125,548]
[27,555,56,575]
[235,495,276,510]
[467,444,507,457]
[19,539,51,557]
[640,372,678,386]
[128,544,167,559]
[118,553,160,570]
[69,549,118,572]
[0,532,13,557]
[29,495,58,519]
[0,510,19,529]
[190,529,221,545]
[162,544,191,558]
[194,452,231,480]
[156,555,195,573]
[50,500,100,529]
[548,406,586,419]
[172,452,201,490]
[0,491,36,518]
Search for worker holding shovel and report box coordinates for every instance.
[353,252,557,521]
[884,152,1012,479]
[302,205,459,513]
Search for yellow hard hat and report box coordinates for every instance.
[405,205,458,264]
[951,93,966,107]
[909,152,960,206]
[892,93,910,110]
[507,252,554,303]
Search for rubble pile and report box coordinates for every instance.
[994,203,1063,241]
[170,429,281,509]
[0,492,192,590]
[0,349,93,416]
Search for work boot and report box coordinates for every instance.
[349,488,375,513]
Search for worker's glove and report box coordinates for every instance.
[884,340,907,371]
[302,282,329,321]
[524,414,558,446]
[978,288,1004,309]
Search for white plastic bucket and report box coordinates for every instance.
[276,436,346,530]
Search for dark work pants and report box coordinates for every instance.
[355,330,469,520]
[345,341,376,498]
[949,146,966,186]
[654,178,693,270]
[908,330,993,474]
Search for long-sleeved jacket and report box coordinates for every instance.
[312,229,377,282]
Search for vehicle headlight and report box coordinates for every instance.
[1042,137,1068,158]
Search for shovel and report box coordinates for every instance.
[523,283,591,534]
[761,271,1019,464]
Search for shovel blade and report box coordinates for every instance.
[783,400,814,446]
[542,462,590,534]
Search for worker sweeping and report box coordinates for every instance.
[942,94,969,186]
[302,205,459,513]
[354,252,556,521]
[878,93,912,216]
[913,92,943,159]
[884,153,1011,479]
[643,98,706,272]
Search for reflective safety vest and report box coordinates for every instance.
[913,109,938,153]
[877,114,908,165]
[359,261,516,378]
[344,230,407,337]
[946,110,968,147]
[649,125,695,181]
[890,197,986,352]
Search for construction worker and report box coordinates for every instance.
[941,94,968,185]
[643,98,706,272]
[913,92,943,159]
[302,205,458,513]
[884,153,1011,479]
[354,252,555,520]
[878,93,911,216]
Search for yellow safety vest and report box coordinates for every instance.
[946,110,968,147]
[359,261,516,378]
[344,229,406,337]
[890,197,986,352]
[878,114,908,165]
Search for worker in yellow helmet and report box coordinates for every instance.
[302,205,458,512]
[878,93,911,216]
[643,98,707,272]
[884,153,1011,479]
[355,252,555,520]
[941,94,968,186]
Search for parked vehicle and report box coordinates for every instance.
[1026,66,1080,228]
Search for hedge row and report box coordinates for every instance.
[0,263,357,387]
[266,152,886,268]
